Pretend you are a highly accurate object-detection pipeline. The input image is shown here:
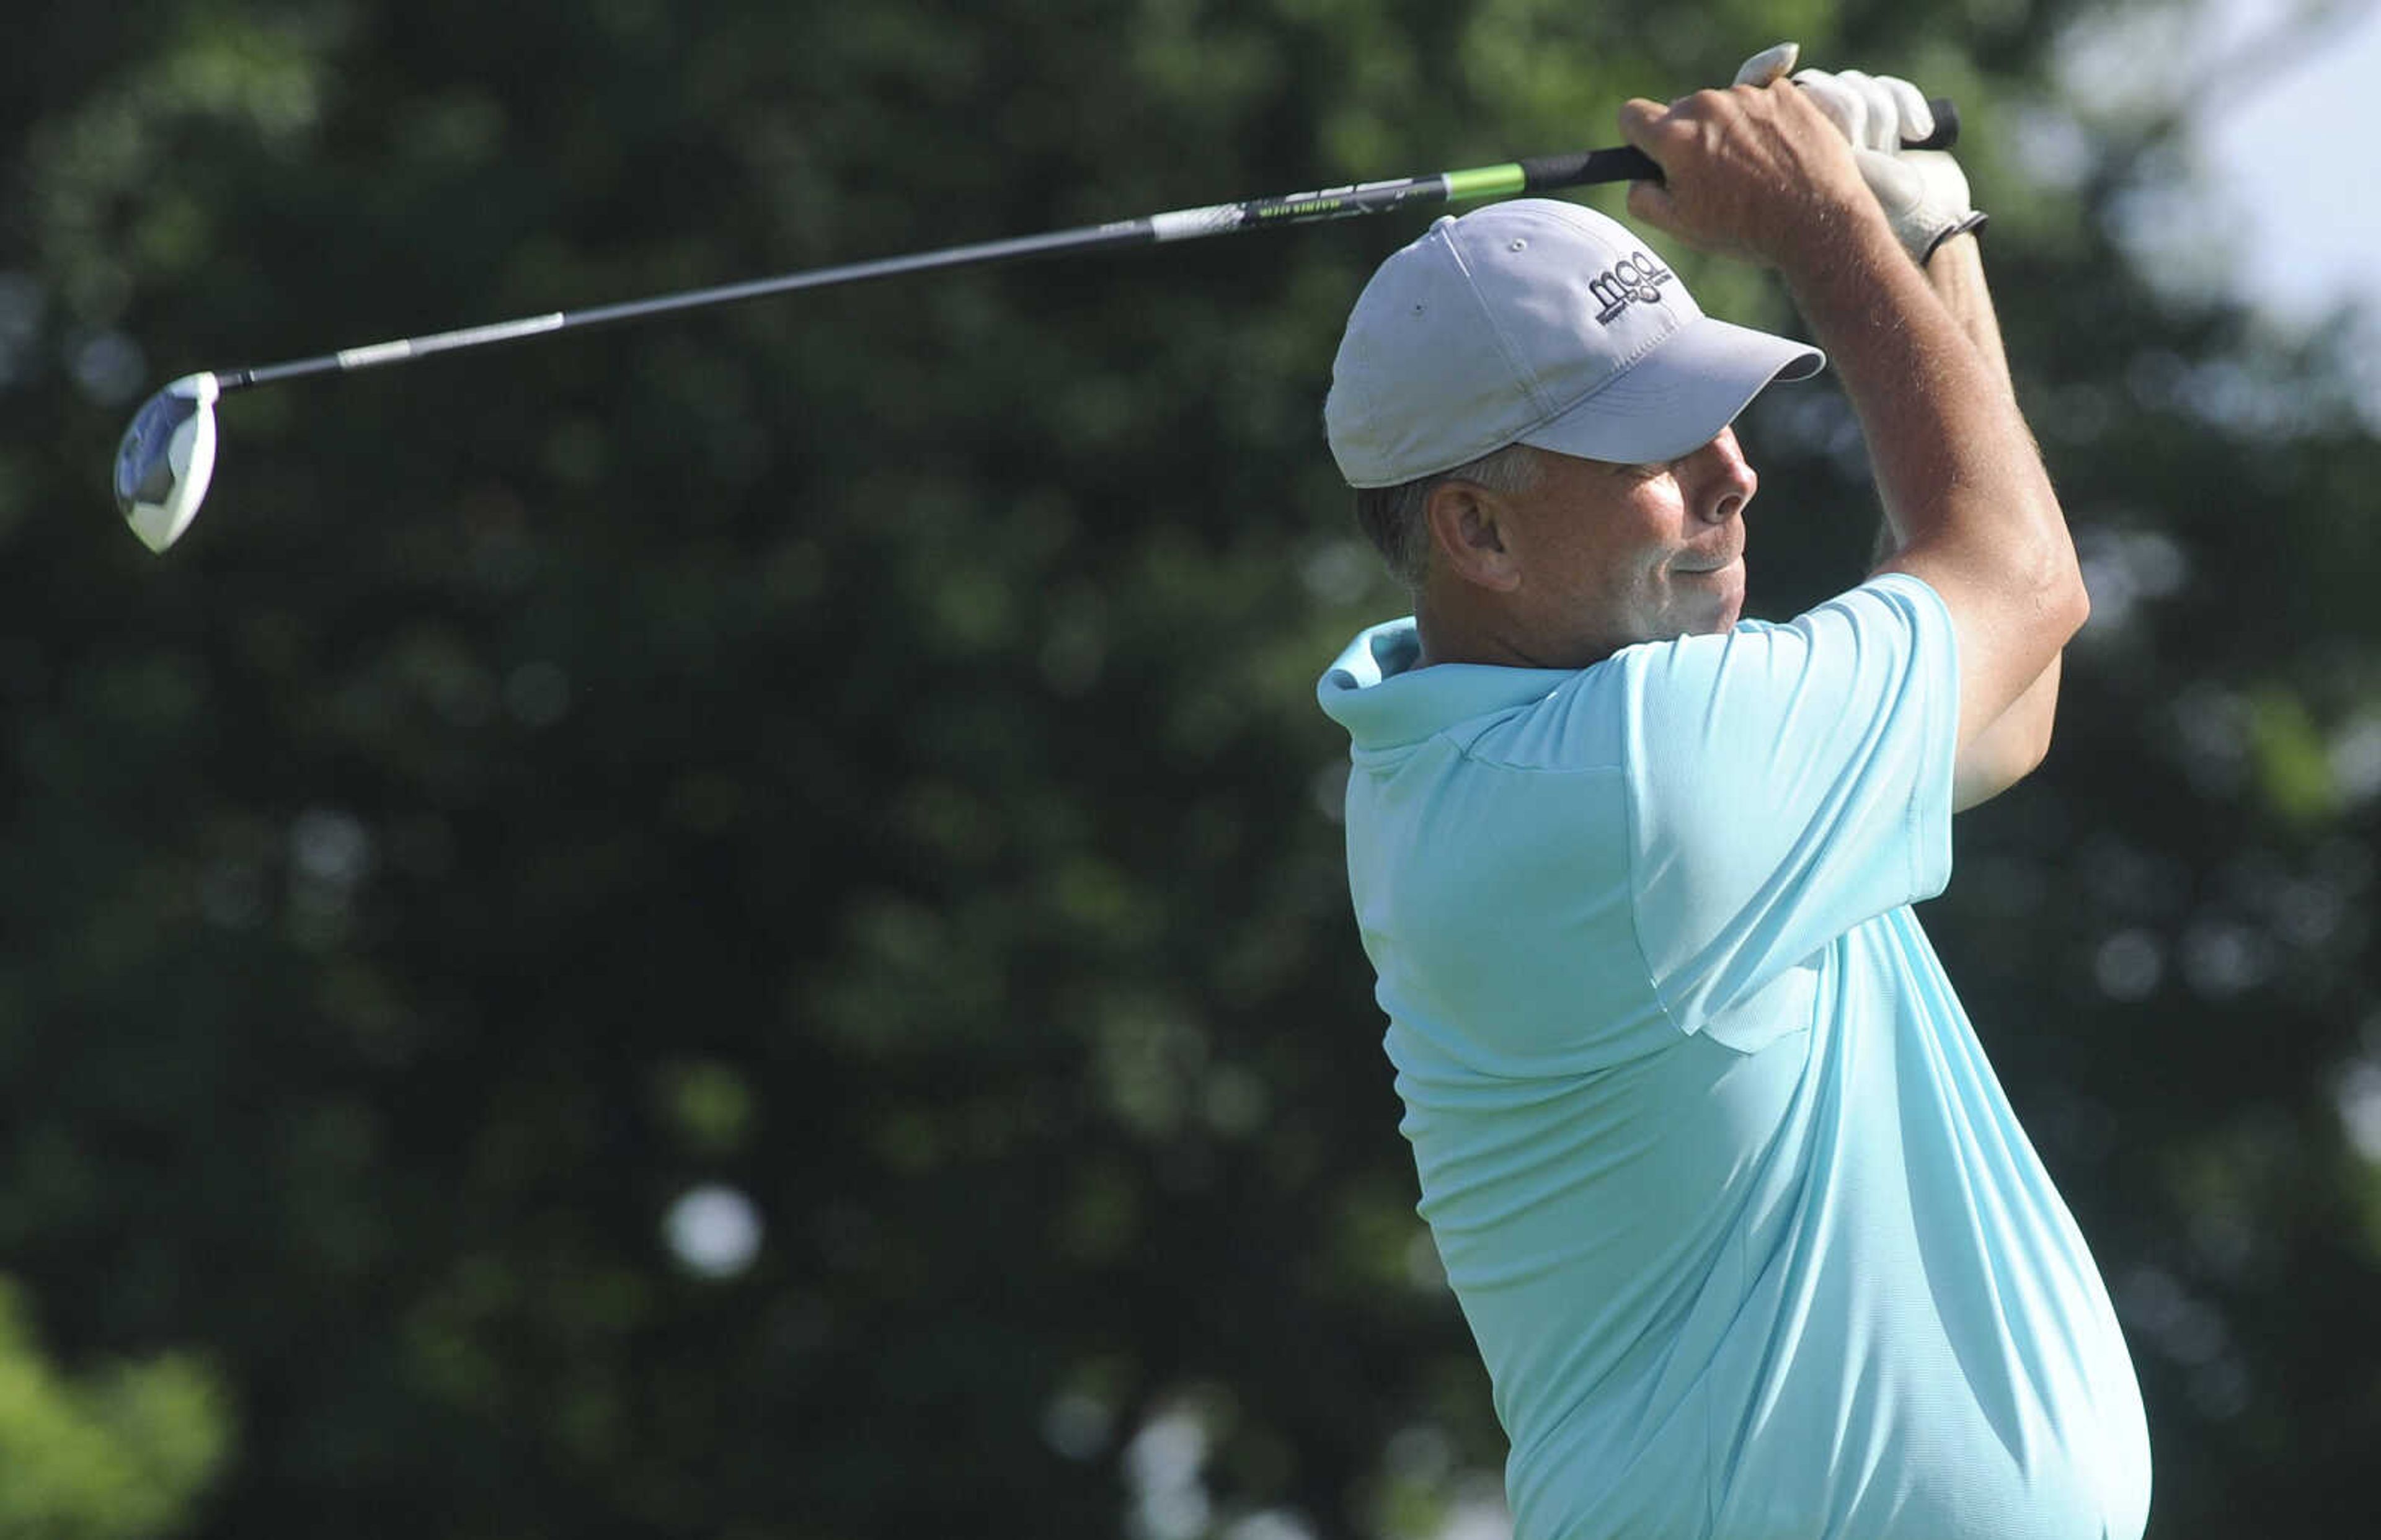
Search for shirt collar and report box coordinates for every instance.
[1317,617,1574,748]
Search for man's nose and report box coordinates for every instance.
[1686,427,1758,524]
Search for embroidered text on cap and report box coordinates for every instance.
[1589,253,1675,325]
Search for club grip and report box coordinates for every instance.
[1519,96,1959,190]
[1519,147,1661,189]
[1908,97,1959,151]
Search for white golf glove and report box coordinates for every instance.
[1734,43,1987,264]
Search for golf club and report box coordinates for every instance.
[113,102,1956,554]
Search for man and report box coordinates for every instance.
[1315,48,2152,1540]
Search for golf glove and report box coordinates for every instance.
[1732,45,1986,264]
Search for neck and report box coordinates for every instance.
[1415,589,1585,671]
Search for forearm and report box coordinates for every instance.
[1780,220,2059,583]
[1896,232,2072,808]
[1777,213,2086,744]
[1923,232,2013,397]
[1869,232,2014,562]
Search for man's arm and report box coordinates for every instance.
[1879,231,2067,812]
[1618,84,2089,772]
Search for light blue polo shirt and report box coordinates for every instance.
[1319,575,2150,1540]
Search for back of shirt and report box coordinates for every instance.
[1319,576,2150,1540]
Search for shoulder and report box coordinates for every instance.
[1454,665,1631,776]
[1621,575,1954,704]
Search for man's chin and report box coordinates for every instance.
[1681,562,1745,632]
[1713,582,1745,631]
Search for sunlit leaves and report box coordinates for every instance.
[0,1281,231,1539]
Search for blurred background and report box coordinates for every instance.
[5,0,2379,1535]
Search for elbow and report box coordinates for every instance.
[1952,683,2061,812]
[2017,710,2058,781]
[2002,717,2057,804]
[2037,528,2091,645]
[2056,557,2091,641]
[2011,707,2060,792]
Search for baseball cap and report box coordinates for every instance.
[1324,198,1824,488]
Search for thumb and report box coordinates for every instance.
[1733,42,1799,87]
[1853,145,1924,221]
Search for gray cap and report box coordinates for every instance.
[1324,199,1824,487]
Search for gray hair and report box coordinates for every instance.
[1352,441,1545,592]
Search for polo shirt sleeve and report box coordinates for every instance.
[1621,573,1959,1036]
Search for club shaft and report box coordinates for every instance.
[203,153,1634,393]
[210,104,1955,395]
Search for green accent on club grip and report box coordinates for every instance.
[1443,164,1527,202]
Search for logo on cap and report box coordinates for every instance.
[1588,252,1675,325]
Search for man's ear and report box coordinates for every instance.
[1424,479,1523,593]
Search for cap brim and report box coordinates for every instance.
[1518,316,1823,466]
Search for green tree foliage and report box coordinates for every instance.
[4,1,2378,1536]
[0,1278,228,1538]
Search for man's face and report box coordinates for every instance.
[1495,428,1759,666]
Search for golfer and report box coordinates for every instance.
[1316,48,2151,1539]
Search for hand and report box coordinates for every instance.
[1785,58,1986,263]
[1615,77,1880,273]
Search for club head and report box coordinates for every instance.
[114,372,221,554]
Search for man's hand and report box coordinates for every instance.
[1615,79,1882,273]
[1789,62,1987,264]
